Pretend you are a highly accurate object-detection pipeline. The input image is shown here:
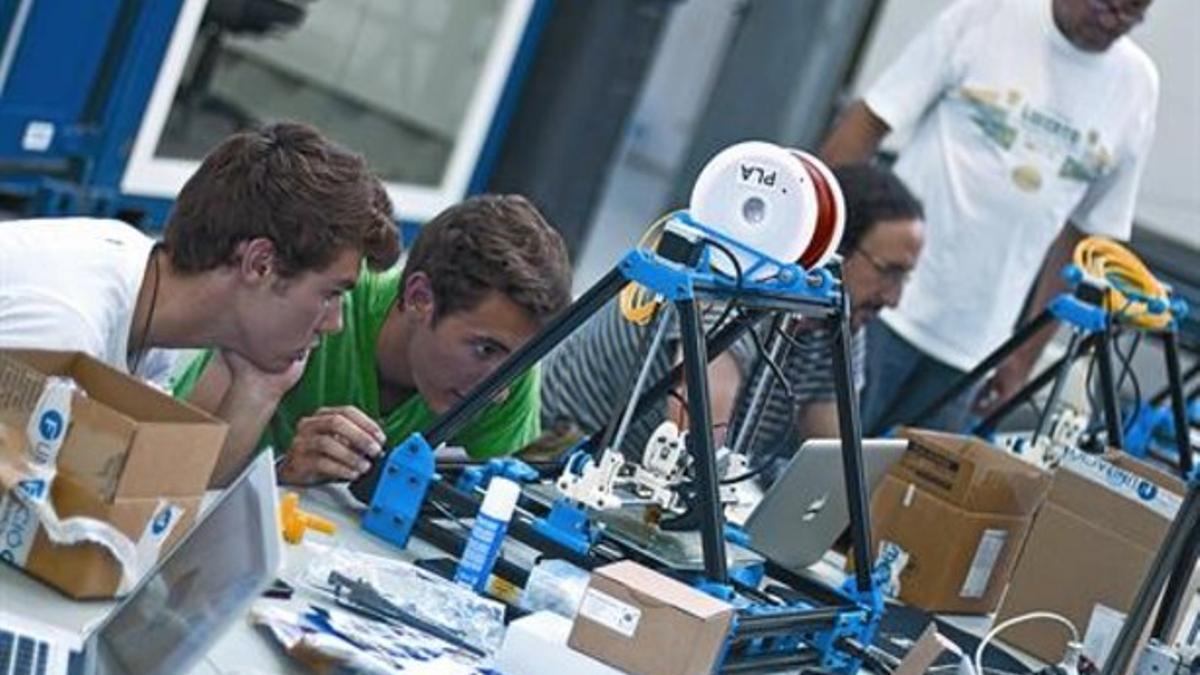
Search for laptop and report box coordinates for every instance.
[742,438,908,571]
[0,451,282,675]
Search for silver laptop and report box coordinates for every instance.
[0,451,281,675]
[743,438,907,571]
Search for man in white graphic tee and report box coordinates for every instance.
[821,0,1158,433]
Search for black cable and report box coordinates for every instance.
[771,323,808,353]
[701,238,744,343]
[1025,397,1042,422]
[1113,329,1144,427]
[720,310,857,485]
[1127,333,1143,410]
[746,319,795,402]
[1084,344,1103,432]
[720,314,803,485]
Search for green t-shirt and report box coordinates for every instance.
[173,267,541,458]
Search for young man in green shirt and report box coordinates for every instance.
[177,194,572,486]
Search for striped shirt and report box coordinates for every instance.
[540,300,719,456]
[540,299,864,466]
[728,322,866,484]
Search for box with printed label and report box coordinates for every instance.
[0,350,226,598]
[996,449,1187,668]
[567,560,735,675]
[857,429,1052,614]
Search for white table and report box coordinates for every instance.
[0,484,445,675]
[1,483,1041,675]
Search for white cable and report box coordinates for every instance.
[974,611,1080,675]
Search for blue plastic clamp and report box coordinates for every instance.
[361,433,436,549]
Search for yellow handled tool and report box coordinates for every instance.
[280,492,336,544]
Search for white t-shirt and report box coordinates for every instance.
[0,218,177,385]
[865,0,1159,371]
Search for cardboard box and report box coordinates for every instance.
[568,561,735,675]
[0,350,226,598]
[863,429,1051,614]
[996,449,1186,667]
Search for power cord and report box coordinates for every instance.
[974,611,1080,675]
[1113,329,1144,427]
[699,237,745,343]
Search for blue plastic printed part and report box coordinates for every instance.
[723,524,751,547]
[804,550,892,673]
[1048,294,1108,333]
[693,579,737,603]
[735,602,813,661]
[618,250,697,301]
[1062,264,1085,288]
[615,212,843,308]
[1124,399,1200,469]
[456,458,539,494]
[728,562,765,589]
[362,433,437,549]
[529,498,599,555]
[1064,266,1192,331]
[1123,401,1163,458]
[692,573,881,673]
[813,606,872,673]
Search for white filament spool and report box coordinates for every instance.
[688,141,817,279]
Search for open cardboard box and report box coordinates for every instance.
[0,350,226,598]
[996,448,1189,668]
[858,428,1052,614]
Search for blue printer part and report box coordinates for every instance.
[455,458,540,494]
[1124,399,1200,467]
[362,433,437,549]
[529,498,600,556]
[615,213,841,307]
[1048,293,1109,334]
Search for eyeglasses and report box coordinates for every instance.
[856,248,912,284]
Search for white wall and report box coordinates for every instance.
[572,0,741,293]
[850,0,1200,248]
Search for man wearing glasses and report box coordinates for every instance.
[722,164,925,483]
[538,164,924,481]
[822,0,1158,434]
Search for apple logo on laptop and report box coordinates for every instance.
[802,494,829,522]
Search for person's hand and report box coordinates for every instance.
[221,349,308,403]
[277,406,386,485]
[973,355,1035,417]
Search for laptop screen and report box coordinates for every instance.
[92,453,280,675]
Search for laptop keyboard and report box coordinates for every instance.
[0,629,50,675]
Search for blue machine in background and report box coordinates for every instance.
[0,0,187,222]
[0,0,552,240]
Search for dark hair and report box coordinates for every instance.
[833,164,924,255]
[402,194,572,324]
[163,121,401,277]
